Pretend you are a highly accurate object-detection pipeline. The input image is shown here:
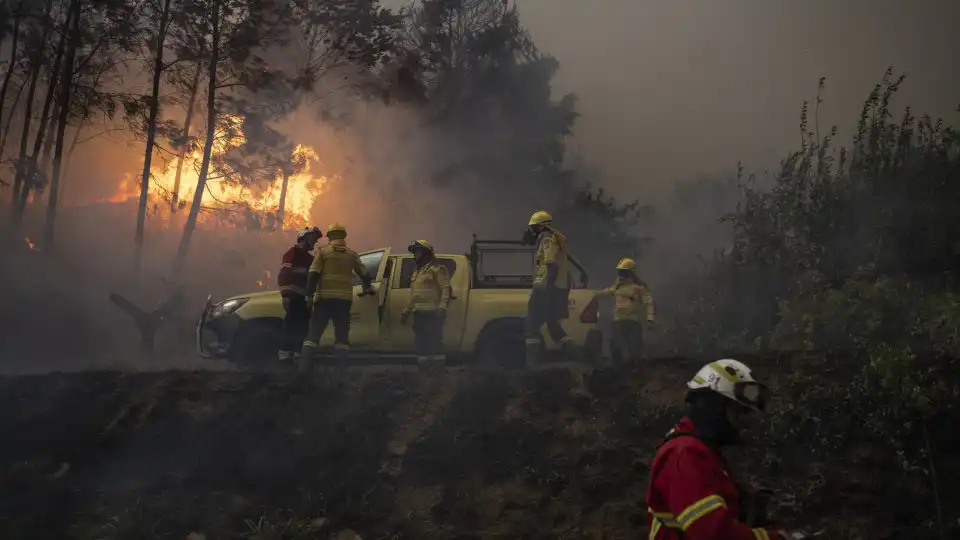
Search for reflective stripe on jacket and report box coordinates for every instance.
[408,259,451,311]
[278,246,313,297]
[646,417,783,540]
[534,228,570,289]
[308,239,365,301]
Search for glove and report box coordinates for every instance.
[437,307,447,321]
[304,296,314,312]
[400,310,411,325]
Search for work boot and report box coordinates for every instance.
[416,356,430,371]
[297,347,315,373]
[559,337,579,362]
[524,339,542,368]
[334,344,350,369]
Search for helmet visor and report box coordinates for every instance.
[734,381,771,412]
[407,241,424,254]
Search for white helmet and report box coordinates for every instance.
[686,359,770,412]
[297,226,321,241]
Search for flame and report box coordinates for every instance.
[24,237,38,251]
[256,269,271,288]
[107,114,331,231]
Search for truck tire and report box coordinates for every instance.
[474,318,526,368]
[228,319,283,371]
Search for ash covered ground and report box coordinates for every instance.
[1,354,956,540]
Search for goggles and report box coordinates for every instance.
[734,381,771,412]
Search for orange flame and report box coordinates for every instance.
[256,269,271,288]
[107,114,331,231]
[24,237,38,251]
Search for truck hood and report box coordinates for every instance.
[222,289,280,302]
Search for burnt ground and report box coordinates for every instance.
[0,355,957,540]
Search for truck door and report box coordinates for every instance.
[383,255,464,354]
[345,247,391,348]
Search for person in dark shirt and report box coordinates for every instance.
[277,226,321,363]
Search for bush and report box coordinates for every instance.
[656,70,960,450]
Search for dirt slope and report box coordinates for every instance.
[1,355,957,540]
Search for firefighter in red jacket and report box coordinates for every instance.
[276,226,321,363]
[646,359,810,540]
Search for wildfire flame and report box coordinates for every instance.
[256,270,271,288]
[108,114,330,231]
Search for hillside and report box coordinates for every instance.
[2,355,956,540]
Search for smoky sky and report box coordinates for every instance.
[396,0,960,201]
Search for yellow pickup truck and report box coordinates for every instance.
[197,238,603,367]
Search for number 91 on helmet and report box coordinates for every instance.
[686,359,771,412]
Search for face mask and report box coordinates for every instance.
[521,228,537,245]
[617,270,633,279]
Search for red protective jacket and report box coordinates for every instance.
[646,417,783,540]
[278,245,313,298]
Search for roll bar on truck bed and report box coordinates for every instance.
[467,235,590,289]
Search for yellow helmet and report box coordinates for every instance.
[326,222,347,239]
[616,258,637,271]
[528,210,553,226]
[408,239,434,253]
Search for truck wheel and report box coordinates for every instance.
[475,319,526,368]
[228,319,282,371]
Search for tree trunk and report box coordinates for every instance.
[173,0,220,276]
[30,11,67,166]
[10,0,54,225]
[41,0,79,251]
[0,7,22,152]
[0,77,26,169]
[277,167,289,228]
[134,0,173,275]
[58,118,85,206]
[171,57,202,213]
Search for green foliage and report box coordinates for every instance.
[658,70,960,446]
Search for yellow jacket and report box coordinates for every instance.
[405,259,451,312]
[308,239,366,301]
[598,277,654,322]
[534,228,570,290]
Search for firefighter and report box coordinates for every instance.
[277,226,322,364]
[646,359,810,540]
[300,223,374,371]
[595,258,654,364]
[400,240,451,370]
[524,210,575,366]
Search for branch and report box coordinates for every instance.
[73,127,131,144]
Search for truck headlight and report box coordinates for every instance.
[210,297,249,318]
